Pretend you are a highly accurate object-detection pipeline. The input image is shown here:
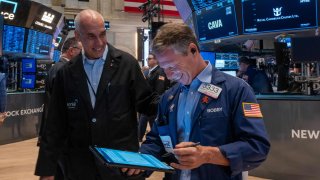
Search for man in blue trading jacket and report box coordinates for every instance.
[124,23,270,179]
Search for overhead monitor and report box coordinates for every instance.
[21,58,36,73]
[3,24,25,53]
[200,51,216,65]
[242,0,318,34]
[189,0,222,11]
[25,29,53,56]
[195,0,239,42]
[65,19,75,30]
[21,74,36,89]
[215,53,239,70]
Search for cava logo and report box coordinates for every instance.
[41,11,55,23]
[273,7,282,17]
[208,19,223,30]
[0,0,18,20]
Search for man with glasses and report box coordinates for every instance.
[35,9,158,180]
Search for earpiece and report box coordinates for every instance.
[191,48,196,54]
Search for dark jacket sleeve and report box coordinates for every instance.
[35,68,68,176]
[148,67,169,94]
[130,59,159,116]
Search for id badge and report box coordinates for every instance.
[198,82,222,99]
[160,135,174,153]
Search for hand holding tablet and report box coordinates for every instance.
[90,146,175,173]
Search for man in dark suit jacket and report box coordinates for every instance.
[138,53,169,141]
[35,9,158,180]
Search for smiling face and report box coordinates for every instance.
[75,10,107,59]
[156,48,196,85]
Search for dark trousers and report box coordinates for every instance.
[138,114,156,141]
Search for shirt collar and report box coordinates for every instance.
[181,61,212,91]
[197,61,212,84]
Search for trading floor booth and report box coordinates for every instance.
[0,1,63,144]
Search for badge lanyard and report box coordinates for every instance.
[84,73,97,98]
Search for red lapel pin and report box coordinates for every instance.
[201,96,209,104]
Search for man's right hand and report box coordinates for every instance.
[40,176,54,180]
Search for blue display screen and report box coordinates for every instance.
[22,58,36,73]
[200,51,216,65]
[26,29,52,55]
[3,25,25,53]
[195,0,238,42]
[215,53,238,70]
[53,50,61,62]
[95,147,174,171]
[21,74,36,89]
[242,0,318,34]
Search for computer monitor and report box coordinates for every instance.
[25,29,53,55]
[21,74,36,89]
[22,58,36,73]
[3,25,25,53]
[215,53,239,70]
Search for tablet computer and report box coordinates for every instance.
[90,146,175,173]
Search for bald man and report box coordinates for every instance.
[35,9,158,180]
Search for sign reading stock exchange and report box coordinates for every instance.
[242,0,318,34]
[195,0,238,42]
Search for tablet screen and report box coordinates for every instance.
[93,147,174,172]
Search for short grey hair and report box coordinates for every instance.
[151,23,199,56]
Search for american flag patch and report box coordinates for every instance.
[242,103,263,118]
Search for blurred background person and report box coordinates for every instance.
[238,56,273,94]
[138,53,169,141]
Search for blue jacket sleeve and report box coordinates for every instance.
[218,80,270,177]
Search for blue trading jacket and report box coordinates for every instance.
[140,68,270,180]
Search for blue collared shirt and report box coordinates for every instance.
[82,46,108,108]
[177,61,212,180]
